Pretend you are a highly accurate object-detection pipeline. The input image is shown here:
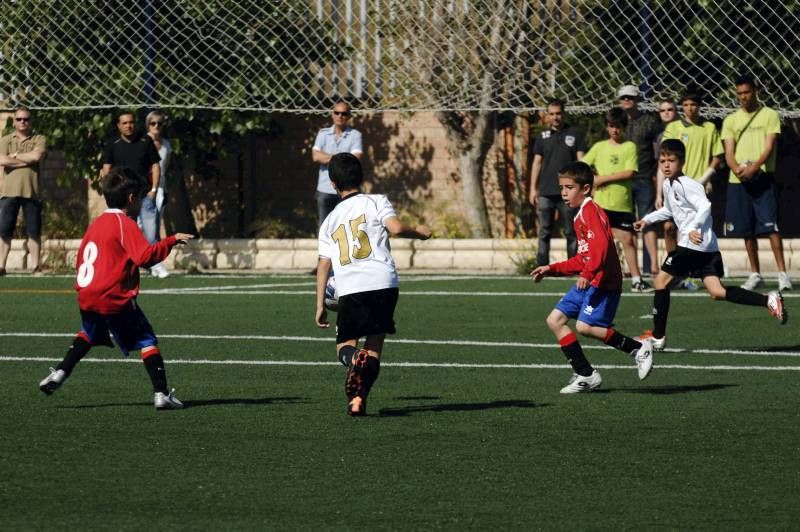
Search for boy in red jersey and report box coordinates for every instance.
[531,162,653,393]
[38,167,193,409]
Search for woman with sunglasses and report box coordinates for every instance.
[143,110,172,278]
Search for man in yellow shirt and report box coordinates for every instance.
[661,89,723,253]
[721,75,791,292]
[0,107,47,276]
[582,108,651,292]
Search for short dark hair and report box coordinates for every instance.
[117,110,136,123]
[102,167,149,208]
[605,107,627,128]
[659,138,686,163]
[328,153,364,190]
[680,89,703,105]
[14,105,31,115]
[734,74,757,90]
[547,98,565,111]
[558,161,594,190]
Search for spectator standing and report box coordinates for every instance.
[0,107,47,275]
[529,98,587,265]
[618,85,661,280]
[100,111,161,274]
[143,110,172,278]
[311,101,363,226]
[721,75,791,291]
[582,108,651,292]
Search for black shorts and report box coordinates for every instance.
[661,247,724,280]
[0,197,42,238]
[602,209,635,232]
[336,287,399,343]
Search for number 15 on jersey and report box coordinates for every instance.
[331,214,373,265]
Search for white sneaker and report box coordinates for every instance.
[151,263,170,279]
[741,272,764,290]
[39,367,66,395]
[636,331,666,351]
[559,370,602,394]
[633,340,654,380]
[778,272,792,291]
[154,389,184,409]
[767,290,788,325]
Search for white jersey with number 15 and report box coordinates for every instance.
[318,193,399,297]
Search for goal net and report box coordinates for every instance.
[1,0,799,116]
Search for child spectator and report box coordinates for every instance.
[38,167,193,409]
[315,153,431,416]
[531,161,654,393]
[582,107,652,292]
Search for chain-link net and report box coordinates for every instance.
[1,0,799,116]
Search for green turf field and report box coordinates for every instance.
[1,273,798,530]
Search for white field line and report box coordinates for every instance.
[2,355,798,371]
[3,332,799,358]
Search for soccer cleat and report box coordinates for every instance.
[678,278,699,291]
[633,340,654,380]
[741,272,764,290]
[39,367,66,395]
[154,389,184,410]
[151,263,170,279]
[778,271,792,292]
[767,290,788,325]
[348,396,367,416]
[344,349,369,400]
[631,279,654,293]
[636,330,666,351]
[559,370,602,394]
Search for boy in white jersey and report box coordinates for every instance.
[633,139,787,350]
[315,153,432,416]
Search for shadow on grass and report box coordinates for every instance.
[60,396,307,409]
[378,399,550,417]
[747,344,800,352]
[600,383,739,395]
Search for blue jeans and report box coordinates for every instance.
[316,191,340,227]
[536,195,577,266]
[138,195,161,245]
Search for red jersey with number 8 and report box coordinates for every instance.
[76,209,177,314]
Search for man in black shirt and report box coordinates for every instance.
[101,111,160,203]
[529,98,587,265]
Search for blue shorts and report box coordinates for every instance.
[79,300,158,357]
[555,285,620,328]
[724,181,779,237]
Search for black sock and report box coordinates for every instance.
[604,329,642,355]
[57,336,92,377]
[725,286,768,307]
[143,353,168,393]
[559,334,593,377]
[653,289,670,339]
[338,345,358,367]
[358,356,381,399]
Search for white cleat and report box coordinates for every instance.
[741,272,764,290]
[39,367,67,395]
[151,263,170,279]
[559,370,602,394]
[636,331,666,351]
[778,271,792,292]
[767,290,788,325]
[155,389,184,410]
[634,340,654,380]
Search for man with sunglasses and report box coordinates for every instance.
[0,107,47,276]
[311,101,363,228]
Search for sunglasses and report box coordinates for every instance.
[149,121,164,126]
[332,111,351,117]
[619,95,636,101]
[15,117,31,122]
[659,108,676,113]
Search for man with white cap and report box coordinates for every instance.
[618,85,662,289]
